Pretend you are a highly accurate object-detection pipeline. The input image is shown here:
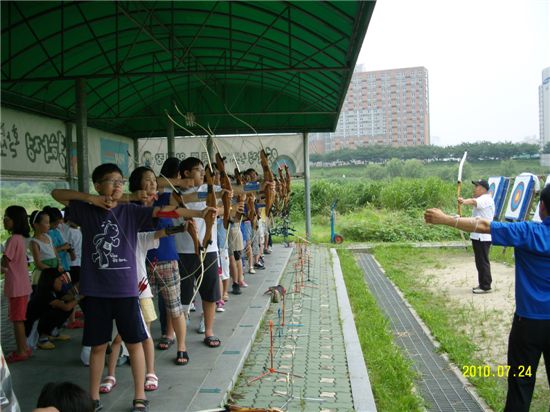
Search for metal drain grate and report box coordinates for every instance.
[356,253,485,412]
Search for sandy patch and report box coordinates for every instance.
[420,254,548,395]
[422,255,514,365]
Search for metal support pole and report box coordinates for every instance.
[64,122,74,189]
[167,119,175,157]
[75,78,89,193]
[303,132,311,240]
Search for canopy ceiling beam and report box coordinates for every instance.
[1,66,349,84]
[11,2,61,77]
[76,2,116,74]
[117,2,170,62]
[233,5,289,69]
[97,111,337,120]
[177,1,220,67]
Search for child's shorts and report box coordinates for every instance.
[232,250,242,261]
[228,224,244,254]
[81,296,149,346]
[139,297,157,323]
[218,249,230,281]
[9,295,29,321]
[70,266,81,284]
[179,252,221,304]
[147,260,185,318]
[241,221,252,244]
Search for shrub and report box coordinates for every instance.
[338,208,460,242]
[365,163,387,180]
[379,177,456,211]
[403,159,425,178]
[386,158,404,178]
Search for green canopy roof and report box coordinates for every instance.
[1,1,375,138]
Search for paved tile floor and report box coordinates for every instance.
[230,245,358,412]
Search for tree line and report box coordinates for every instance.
[311,141,545,164]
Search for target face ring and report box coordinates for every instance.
[510,182,525,212]
[488,182,496,197]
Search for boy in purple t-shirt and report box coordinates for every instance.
[52,163,213,412]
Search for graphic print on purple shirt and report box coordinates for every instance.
[65,200,154,298]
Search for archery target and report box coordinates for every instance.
[510,182,524,212]
[487,176,510,220]
[504,174,535,221]
[533,175,550,222]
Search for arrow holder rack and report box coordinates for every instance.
[247,320,302,385]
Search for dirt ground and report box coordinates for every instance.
[420,254,549,398]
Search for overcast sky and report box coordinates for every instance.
[357,0,550,146]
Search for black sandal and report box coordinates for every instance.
[174,350,189,365]
[131,398,149,412]
[203,336,221,348]
[156,336,175,350]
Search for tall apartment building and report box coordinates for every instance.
[310,66,430,153]
[539,66,550,149]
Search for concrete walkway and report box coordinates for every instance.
[1,244,375,412]
[229,245,375,411]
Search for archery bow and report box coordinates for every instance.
[233,155,247,223]
[457,151,468,247]
[202,156,217,250]
[213,140,233,230]
[259,146,275,218]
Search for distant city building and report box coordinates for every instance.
[309,66,430,154]
[539,66,550,148]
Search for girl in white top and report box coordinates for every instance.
[28,211,61,288]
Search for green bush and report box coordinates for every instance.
[379,177,456,211]
[403,159,425,178]
[386,158,404,178]
[365,163,387,180]
[289,177,455,222]
[338,207,460,242]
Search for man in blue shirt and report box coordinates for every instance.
[424,184,550,412]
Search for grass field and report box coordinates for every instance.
[359,245,549,412]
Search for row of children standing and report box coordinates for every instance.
[2,156,271,412]
[2,155,272,412]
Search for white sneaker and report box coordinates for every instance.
[80,346,91,366]
[189,302,196,312]
[249,267,256,274]
[197,318,205,334]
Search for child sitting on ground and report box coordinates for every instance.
[25,268,76,349]
[1,205,32,362]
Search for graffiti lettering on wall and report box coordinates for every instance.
[1,122,67,170]
[146,147,279,168]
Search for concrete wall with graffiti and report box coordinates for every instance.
[1,107,133,178]
[138,135,305,176]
